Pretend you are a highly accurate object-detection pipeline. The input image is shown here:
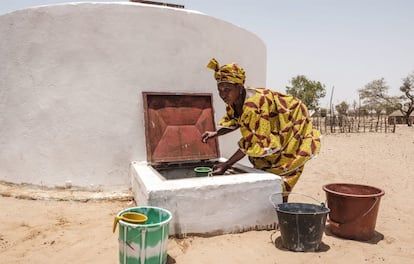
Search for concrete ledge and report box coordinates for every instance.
[130,161,283,236]
[0,181,134,202]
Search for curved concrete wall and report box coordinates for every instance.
[0,2,266,190]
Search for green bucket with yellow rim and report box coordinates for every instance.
[115,206,172,264]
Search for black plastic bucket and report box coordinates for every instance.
[275,202,330,252]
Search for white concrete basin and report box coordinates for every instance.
[130,159,282,236]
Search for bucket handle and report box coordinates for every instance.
[327,196,380,227]
[269,192,325,208]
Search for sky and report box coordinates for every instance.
[1,0,413,108]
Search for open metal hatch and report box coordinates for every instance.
[143,92,220,163]
[142,92,246,179]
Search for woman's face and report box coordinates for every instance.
[217,82,241,105]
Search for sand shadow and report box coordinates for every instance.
[324,226,384,244]
[271,234,331,252]
[166,254,177,264]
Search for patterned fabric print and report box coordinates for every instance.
[217,104,239,129]
[206,58,246,85]
[218,87,321,192]
[277,165,304,195]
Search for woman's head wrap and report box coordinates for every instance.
[206,58,246,85]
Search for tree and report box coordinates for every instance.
[398,72,414,126]
[285,75,326,111]
[335,101,349,116]
[335,101,350,130]
[358,78,390,110]
[359,75,414,126]
[359,78,394,127]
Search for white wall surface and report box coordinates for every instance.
[0,2,266,190]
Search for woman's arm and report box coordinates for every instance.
[212,149,246,175]
[201,127,236,143]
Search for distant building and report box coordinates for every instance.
[388,110,414,125]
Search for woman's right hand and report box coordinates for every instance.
[201,131,218,143]
[211,162,230,175]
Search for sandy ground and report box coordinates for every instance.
[1,125,413,264]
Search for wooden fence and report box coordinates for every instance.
[312,115,396,134]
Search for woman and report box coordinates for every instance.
[201,58,321,202]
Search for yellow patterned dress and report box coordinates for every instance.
[218,87,321,194]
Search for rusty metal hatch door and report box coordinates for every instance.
[142,92,220,164]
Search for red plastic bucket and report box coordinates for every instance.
[322,183,385,241]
